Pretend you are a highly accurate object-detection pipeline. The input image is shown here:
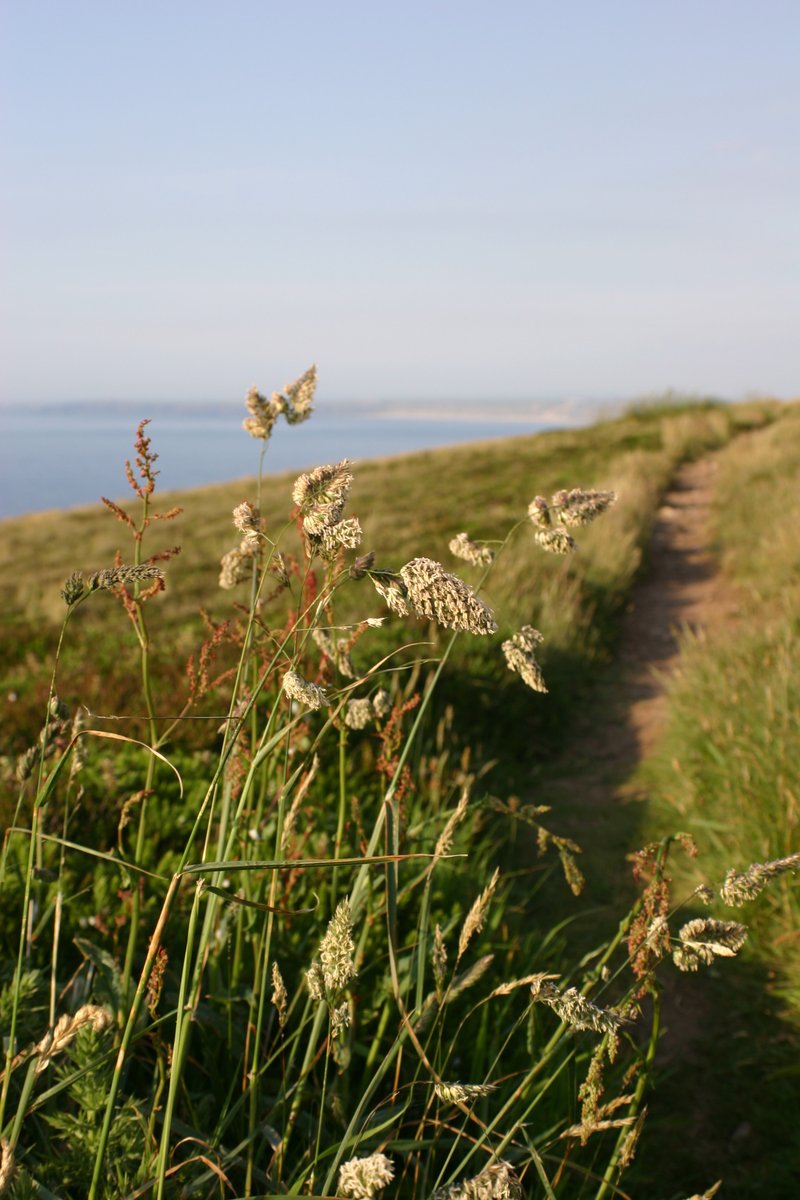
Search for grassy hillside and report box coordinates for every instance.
[0,394,791,1199]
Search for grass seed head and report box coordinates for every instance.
[532,981,626,1034]
[502,625,547,693]
[61,571,86,606]
[338,1152,394,1200]
[720,853,800,906]
[219,541,257,589]
[673,917,748,971]
[458,868,500,961]
[400,556,498,635]
[282,669,328,710]
[232,500,261,540]
[432,1161,522,1200]
[292,459,353,535]
[552,488,618,527]
[528,496,552,528]
[434,1081,496,1105]
[345,698,375,729]
[35,1004,112,1074]
[371,575,410,616]
[535,526,577,554]
[320,515,363,555]
[449,531,495,567]
[319,898,356,993]
[242,386,282,440]
[271,961,288,1028]
[282,364,317,425]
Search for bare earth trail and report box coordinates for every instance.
[536,455,753,1192]
[540,455,741,879]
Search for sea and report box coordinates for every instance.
[0,399,599,520]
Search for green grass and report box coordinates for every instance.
[0,393,789,1199]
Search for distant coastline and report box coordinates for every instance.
[1,398,604,520]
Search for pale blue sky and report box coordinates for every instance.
[1,0,798,405]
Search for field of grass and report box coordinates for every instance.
[0,392,793,1199]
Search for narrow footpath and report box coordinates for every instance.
[537,454,775,1197]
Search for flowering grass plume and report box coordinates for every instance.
[338,1153,394,1199]
[534,526,577,555]
[449,531,495,567]
[232,500,261,540]
[371,575,410,616]
[292,459,354,537]
[552,488,617,527]
[434,1081,496,1104]
[457,868,499,960]
[282,669,328,710]
[344,697,377,729]
[271,962,288,1029]
[219,540,257,589]
[532,980,626,1034]
[282,363,318,425]
[243,364,317,439]
[502,624,547,693]
[312,627,358,679]
[720,853,800,907]
[62,564,166,605]
[35,1005,112,1074]
[307,898,356,1001]
[432,1162,522,1200]
[527,485,616,554]
[399,557,497,634]
[672,917,748,972]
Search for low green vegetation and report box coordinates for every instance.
[0,384,793,1199]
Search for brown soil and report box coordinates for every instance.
[616,455,740,762]
[543,455,740,825]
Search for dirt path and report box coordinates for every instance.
[541,454,761,1194]
[543,455,740,832]
[615,454,740,762]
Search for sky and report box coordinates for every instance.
[1,0,798,406]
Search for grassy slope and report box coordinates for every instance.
[0,396,789,1196]
[0,403,706,758]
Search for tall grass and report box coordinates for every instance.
[0,387,785,1198]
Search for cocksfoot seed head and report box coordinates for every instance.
[61,571,86,606]
[344,698,376,729]
[534,526,577,554]
[431,1162,522,1200]
[232,500,261,540]
[672,918,748,972]
[435,1081,496,1104]
[502,625,547,692]
[292,459,353,535]
[449,532,495,567]
[532,981,626,1034]
[400,557,497,635]
[552,488,617,526]
[338,1153,394,1200]
[219,541,257,589]
[282,670,328,710]
[720,853,800,906]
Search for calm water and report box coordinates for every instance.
[0,402,580,519]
